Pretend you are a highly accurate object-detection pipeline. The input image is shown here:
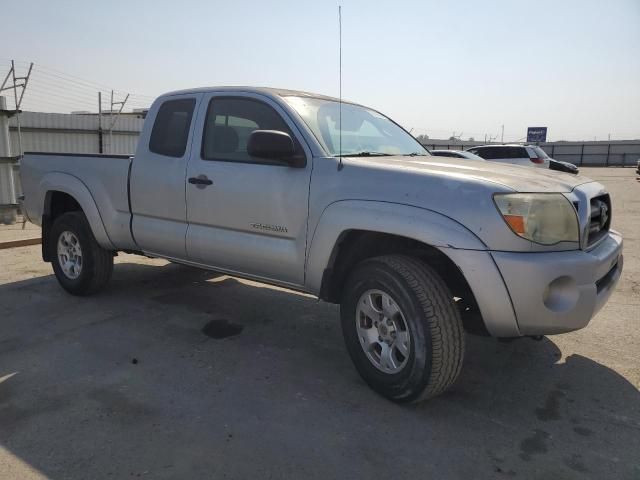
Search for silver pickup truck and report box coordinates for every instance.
[20,87,623,403]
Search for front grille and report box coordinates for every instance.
[587,194,611,246]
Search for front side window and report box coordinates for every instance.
[202,97,300,163]
[149,98,196,157]
[468,147,493,159]
[283,96,428,157]
[502,147,529,159]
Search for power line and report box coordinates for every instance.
[1,59,154,114]
[5,58,155,99]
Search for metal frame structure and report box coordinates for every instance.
[0,60,33,156]
[107,90,129,154]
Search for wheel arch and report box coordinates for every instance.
[41,173,114,261]
[306,201,492,335]
[319,230,489,335]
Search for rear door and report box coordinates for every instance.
[184,93,312,287]
[130,94,200,258]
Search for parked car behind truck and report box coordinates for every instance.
[429,149,485,161]
[467,144,579,174]
[20,87,624,403]
[466,144,551,168]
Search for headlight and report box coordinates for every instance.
[493,193,579,245]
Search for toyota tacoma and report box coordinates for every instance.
[20,87,623,403]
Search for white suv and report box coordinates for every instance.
[466,144,550,168]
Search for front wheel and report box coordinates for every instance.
[340,255,465,403]
[50,211,114,296]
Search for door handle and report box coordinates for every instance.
[188,175,213,188]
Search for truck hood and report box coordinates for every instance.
[345,155,591,193]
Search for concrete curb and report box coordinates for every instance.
[0,237,42,250]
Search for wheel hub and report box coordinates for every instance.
[355,289,411,374]
[376,319,397,344]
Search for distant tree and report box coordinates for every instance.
[416,134,429,143]
[468,137,475,142]
[448,136,457,141]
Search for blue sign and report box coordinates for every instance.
[527,127,547,143]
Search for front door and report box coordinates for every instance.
[185,93,312,287]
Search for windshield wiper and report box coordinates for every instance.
[403,152,428,157]
[336,151,394,157]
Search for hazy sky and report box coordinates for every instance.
[1,0,639,141]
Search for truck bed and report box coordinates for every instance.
[20,152,137,251]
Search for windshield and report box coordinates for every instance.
[283,96,429,157]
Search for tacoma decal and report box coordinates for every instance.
[250,223,288,233]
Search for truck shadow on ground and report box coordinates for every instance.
[0,261,638,479]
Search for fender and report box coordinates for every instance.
[305,200,487,294]
[40,172,115,250]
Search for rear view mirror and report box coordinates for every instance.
[247,130,305,167]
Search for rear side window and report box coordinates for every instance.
[432,151,456,158]
[433,151,465,158]
[149,98,196,157]
[201,97,300,163]
[473,146,527,159]
[495,147,527,159]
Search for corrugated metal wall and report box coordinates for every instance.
[9,130,139,155]
[540,142,640,166]
[7,111,143,156]
[0,111,143,215]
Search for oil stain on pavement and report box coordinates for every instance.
[201,318,244,339]
[519,429,550,461]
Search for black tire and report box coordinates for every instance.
[340,255,465,403]
[49,211,114,296]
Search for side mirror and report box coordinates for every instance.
[247,130,305,167]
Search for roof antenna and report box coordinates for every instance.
[337,5,344,171]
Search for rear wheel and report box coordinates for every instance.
[340,255,465,403]
[50,211,113,295]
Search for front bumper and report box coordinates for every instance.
[491,230,623,335]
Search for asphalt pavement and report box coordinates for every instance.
[0,167,638,479]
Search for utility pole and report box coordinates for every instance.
[501,124,504,143]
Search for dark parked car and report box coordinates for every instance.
[467,144,579,174]
[549,159,579,175]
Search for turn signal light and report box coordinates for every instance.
[503,214,526,234]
